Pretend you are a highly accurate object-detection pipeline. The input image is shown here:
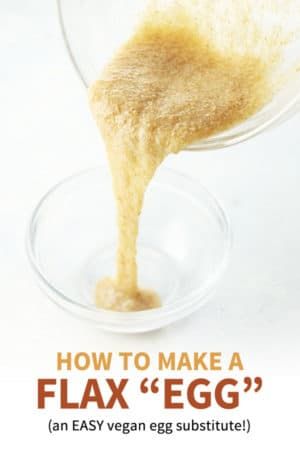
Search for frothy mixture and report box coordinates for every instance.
[89,0,299,311]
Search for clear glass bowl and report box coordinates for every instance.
[27,166,231,333]
[57,0,300,150]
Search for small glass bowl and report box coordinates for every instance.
[27,166,231,333]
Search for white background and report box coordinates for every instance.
[0,1,299,448]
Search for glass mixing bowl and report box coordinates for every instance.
[57,0,300,150]
[27,166,231,333]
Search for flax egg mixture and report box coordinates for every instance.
[88,0,298,312]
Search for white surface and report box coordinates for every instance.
[0,1,300,448]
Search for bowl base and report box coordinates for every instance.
[80,244,181,307]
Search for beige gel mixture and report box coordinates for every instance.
[88,1,299,312]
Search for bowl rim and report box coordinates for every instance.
[26,165,232,326]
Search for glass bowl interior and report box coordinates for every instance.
[57,0,300,150]
[27,166,231,333]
